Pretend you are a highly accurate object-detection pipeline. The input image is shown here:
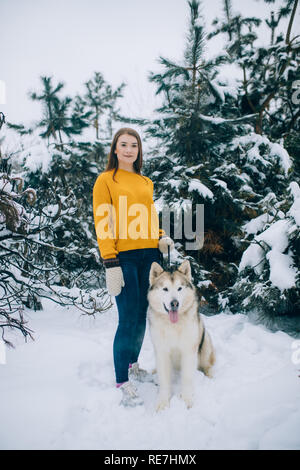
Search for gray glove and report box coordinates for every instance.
[102,257,125,296]
[158,235,175,254]
[105,266,125,296]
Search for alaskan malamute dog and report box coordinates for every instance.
[148,260,215,412]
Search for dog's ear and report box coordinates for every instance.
[149,262,164,285]
[177,259,192,281]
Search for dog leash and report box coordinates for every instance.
[167,244,170,268]
[159,242,171,270]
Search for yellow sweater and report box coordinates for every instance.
[93,168,165,260]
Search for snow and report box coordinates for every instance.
[288,181,300,227]
[210,80,225,103]
[188,179,214,200]
[0,299,299,450]
[247,144,272,171]
[269,142,292,176]
[168,178,181,190]
[240,219,298,290]
[232,133,292,176]
[211,178,228,190]
[1,127,53,174]
[239,242,265,276]
[267,249,298,290]
[243,213,272,236]
[199,114,226,124]
[240,181,300,292]
[254,220,297,290]
[257,219,290,253]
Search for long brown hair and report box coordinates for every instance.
[104,128,148,183]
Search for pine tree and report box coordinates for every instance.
[144,0,299,321]
[82,71,126,140]
[30,76,72,148]
[0,69,129,342]
[209,0,300,136]
[206,0,300,319]
[0,139,109,346]
[144,0,257,309]
[7,72,127,286]
[221,179,300,321]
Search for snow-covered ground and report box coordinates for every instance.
[0,298,299,450]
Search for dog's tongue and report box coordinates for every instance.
[169,310,178,323]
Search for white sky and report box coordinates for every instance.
[0,0,298,128]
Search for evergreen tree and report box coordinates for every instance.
[6,72,127,284]
[0,132,108,346]
[144,0,299,321]
[0,69,129,342]
[29,76,78,148]
[144,0,256,308]
[209,0,300,137]
[81,71,126,141]
[218,134,299,318]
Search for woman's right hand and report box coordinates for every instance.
[105,266,125,296]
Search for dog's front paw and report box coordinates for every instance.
[180,393,194,409]
[156,396,170,412]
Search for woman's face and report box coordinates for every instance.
[114,133,139,170]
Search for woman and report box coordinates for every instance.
[93,128,174,407]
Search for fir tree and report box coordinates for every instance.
[145,0,257,308]
[0,143,108,346]
[144,0,299,321]
[209,0,300,136]
[82,71,126,140]
[0,69,130,342]
[30,76,71,147]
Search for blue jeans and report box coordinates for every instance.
[113,248,162,383]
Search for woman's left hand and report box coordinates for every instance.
[158,235,175,254]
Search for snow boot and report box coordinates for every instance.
[119,381,144,407]
[128,362,155,383]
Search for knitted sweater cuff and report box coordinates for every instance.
[102,257,120,268]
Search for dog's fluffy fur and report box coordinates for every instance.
[148,260,215,411]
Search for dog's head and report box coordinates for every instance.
[148,260,195,323]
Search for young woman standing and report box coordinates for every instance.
[93,128,174,407]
